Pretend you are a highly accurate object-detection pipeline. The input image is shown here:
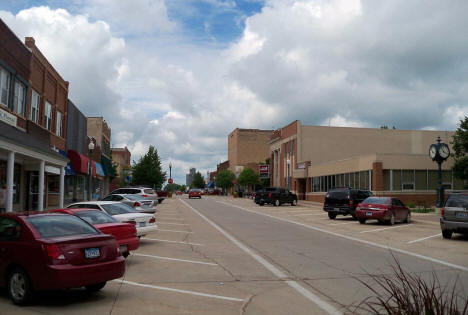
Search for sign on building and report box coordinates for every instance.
[259,165,270,178]
[0,108,17,127]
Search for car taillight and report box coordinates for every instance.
[149,217,156,224]
[349,199,353,207]
[269,193,272,198]
[43,244,66,262]
[142,194,148,198]
[124,220,136,225]
[134,201,141,207]
[441,207,445,216]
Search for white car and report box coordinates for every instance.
[67,201,158,237]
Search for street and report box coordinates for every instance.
[1,196,467,314]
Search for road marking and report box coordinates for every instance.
[360,224,411,233]
[158,222,189,226]
[407,234,441,244]
[156,213,181,216]
[132,253,217,265]
[181,199,341,315]
[143,238,204,246]
[113,279,244,302]
[216,200,468,273]
[290,213,325,216]
[329,222,356,226]
[158,229,194,233]
[276,210,316,214]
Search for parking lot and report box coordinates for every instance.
[1,196,467,315]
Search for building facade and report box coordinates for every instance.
[0,21,68,212]
[270,120,462,205]
[186,168,196,187]
[110,147,131,191]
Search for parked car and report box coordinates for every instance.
[110,187,164,204]
[175,191,183,195]
[355,197,411,225]
[102,194,156,214]
[154,189,168,203]
[189,189,202,199]
[66,201,158,237]
[254,187,298,206]
[440,192,468,239]
[49,208,140,258]
[323,188,372,219]
[0,212,125,305]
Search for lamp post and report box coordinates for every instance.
[429,136,450,207]
[88,139,95,201]
[169,161,172,181]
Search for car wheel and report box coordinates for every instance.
[8,268,33,306]
[85,282,107,292]
[158,200,163,204]
[123,252,129,258]
[388,213,395,225]
[442,230,453,239]
[274,199,280,207]
[358,218,366,224]
[259,202,264,206]
[291,199,297,206]
[328,212,337,220]
[404,212,411,224]
[351,213,357,220]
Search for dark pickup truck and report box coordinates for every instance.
[254,187,298,206]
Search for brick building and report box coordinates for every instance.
[270,120,462,205]
[110,146,131,191]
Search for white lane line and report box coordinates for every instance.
[329,222,356,226]
[276,210,316,214]
[132,253,217,266]
[290,213,325,216]
[113,279,244,302]
[156,214,181,216]
[158,229,194,233]
[407,234,441,244]
[158,222,189,226]
[143,238,204,246]
[360,224,411,233]
[216,200,468,273]
[180,199,341,315]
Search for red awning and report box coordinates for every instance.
[67,150,90,175]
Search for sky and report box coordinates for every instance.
[0,0,467,185]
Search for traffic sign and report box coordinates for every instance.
[168,178,173,184]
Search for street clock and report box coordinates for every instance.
[429,139,450,162]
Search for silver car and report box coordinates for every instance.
[110,187,164,204]
[440,193,468,239]
[102,194,156,214]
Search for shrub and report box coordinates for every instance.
[407,201,416,208]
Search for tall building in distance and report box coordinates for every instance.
[186,167,196,187]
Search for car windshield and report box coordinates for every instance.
[362,197,389,205]
[191,189,201,193]
[326,189,349,199]
[144,189,154,194]
[446,194,468,208]
[28,215,99,238]
[75,210,118,224]
[124,194,145,201]
[101,203,137,215]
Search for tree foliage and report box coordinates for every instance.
[164,183,184,192]
[215,170,235,191]
[238,168,259,187]
[131,146,166,188]
[451,116,468,184]
[191,172,205,189]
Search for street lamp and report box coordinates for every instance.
[169,161,172,180]
[88,138,95,201]
[429,136,450,207]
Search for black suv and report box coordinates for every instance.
[323,188,372,219]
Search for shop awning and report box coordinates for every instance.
[101,155,115,177]
[67,150,90,174]
[59,149,75,175]
[95,162,105,177]
[207,181,215,188]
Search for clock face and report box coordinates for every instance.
[439,144,450,159]
[429,145,437,159]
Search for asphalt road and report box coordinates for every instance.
[182,197,468,314]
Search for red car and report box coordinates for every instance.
[50,208,140,258]
[356,197,411,225]
[0,212,125,305]
[188,189,202,199]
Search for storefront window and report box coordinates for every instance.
[415,170,427,190]
[0,161,21,204]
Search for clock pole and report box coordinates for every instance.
[429,136,450,207]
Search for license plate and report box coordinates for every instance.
[120,245,127,253]
[456,212,467,218]
[366,212,373,216]
[139,222,146,227]
[334,208,339,211]
[84,248,100,259]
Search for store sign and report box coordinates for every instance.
[0,108,17,127]
[298,162,307,169]
[259,165,270,178]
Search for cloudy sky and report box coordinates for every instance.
[1,0,467,185]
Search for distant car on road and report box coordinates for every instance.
[102,194,156,214]
[49,208,140,258]
[189,189,202,199]
[254,187,297,206]
[66,201,158,237]
[440,192,468,239]
[323,188,372,219]
[0,212,125,305]
[355,197,411,225]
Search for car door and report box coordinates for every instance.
[396,199,408,220]
[0,217,27,286]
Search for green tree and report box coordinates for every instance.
[164,183,182,192]
[191,172,205,189]
[180,184,187,192]
[452,116,468,187]
[215,170,235,194]
[131,146,166,188]
[238,168,259,191]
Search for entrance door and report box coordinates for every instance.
[26,172,41,210]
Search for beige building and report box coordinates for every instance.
[87,117,112,197]
[270,120,462,205]
[228,128,274,176]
